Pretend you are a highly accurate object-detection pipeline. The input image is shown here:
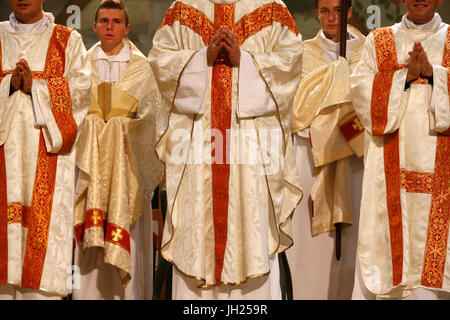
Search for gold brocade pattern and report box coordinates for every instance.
[399,169,433,194]
[75,39,162,287]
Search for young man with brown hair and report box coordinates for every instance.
[289,0,366,299]
[72,0,162,300]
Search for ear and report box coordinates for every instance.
[348,7,353,20]
[93,23,97,34]
[438,0,444,6]
[124,25,131,36]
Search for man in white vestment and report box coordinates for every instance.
[72,0,162,300]
[0,0,90,299]
[351,0,450,299]
[288,0,366,300]
[149,0,303,299]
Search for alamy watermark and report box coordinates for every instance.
[167,127,284,176]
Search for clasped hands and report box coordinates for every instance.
[406,41,433,83]
[207,27,240,67]
[10,59,32,95]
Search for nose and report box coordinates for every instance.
[329,11,337,22]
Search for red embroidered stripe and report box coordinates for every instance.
[105,223,131,253]
[235,2,299,46]
[210,3,234,285]
[420,26,450,289]
[421,135,450,288]
[22,132,58,290]
[84,208,104,229]
[339,114,364,142]
[399,169,433,194]
[383,133,403,286]
[159,1,299,47]
[74,223,84,243]
[44,25,77,155]
[159,1,214,46]
[7,203,31,228]
[371,28,406,136]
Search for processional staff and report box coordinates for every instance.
[335,0,349,262]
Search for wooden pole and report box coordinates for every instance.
[335,0,349,262]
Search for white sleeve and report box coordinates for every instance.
[31,79,47,127]
[428,65,450,133]
[237,50,276,119]
[174,47,209,115]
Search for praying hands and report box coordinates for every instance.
[207,27,241,67]
[10,59,32,95]
[406,41,433,83]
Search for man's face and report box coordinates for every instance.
[406,0,444,25]
[7,0,45,24]
[94,8,130,49]
[317,0,352,42]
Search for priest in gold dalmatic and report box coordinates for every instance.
[0,1,90,299]
[149,0,303,299]
[72,0,162,299]
[351,0,450,299]
[289,0,366,299]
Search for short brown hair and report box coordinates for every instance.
[315,0,352,9]
[95,0,129,26]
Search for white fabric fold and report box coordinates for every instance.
[429,65,450,132]
[401,13,442,30]
[31,79,47,127]
[237,50,276,118]
[174,48,209,115]
[94,44,131,83]
[6,12,54,33]
[0,74,12,135]
[317,28,359,63]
